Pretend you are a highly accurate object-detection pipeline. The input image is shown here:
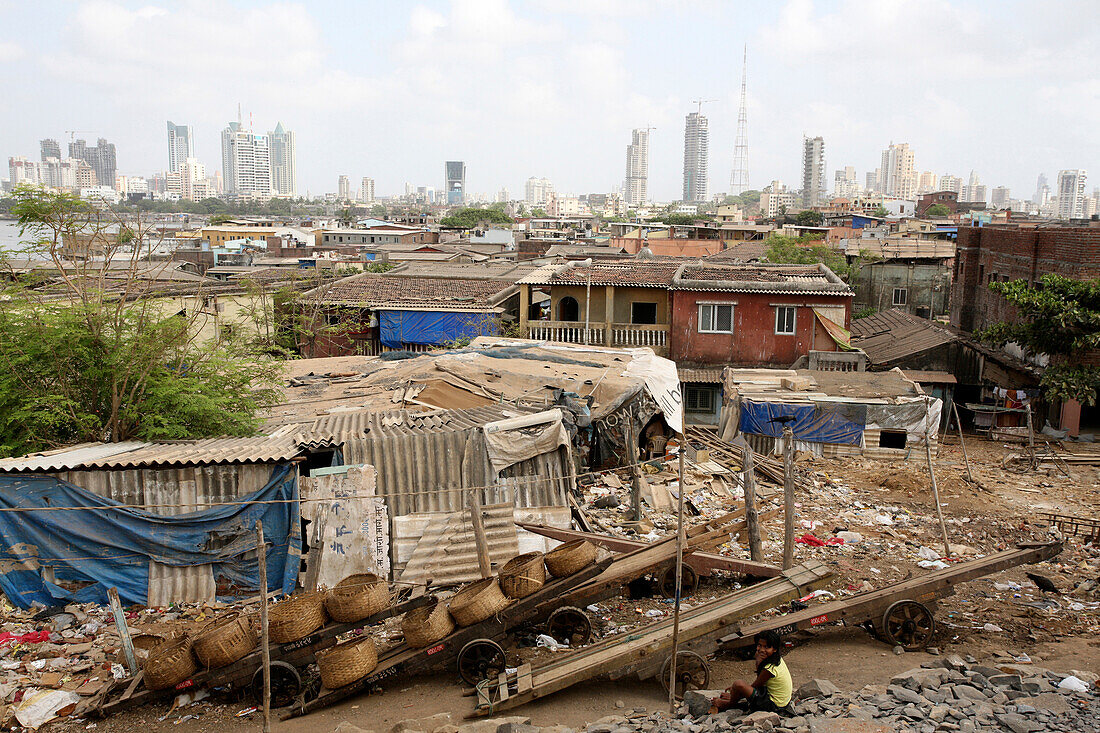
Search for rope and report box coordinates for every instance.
[474,678,494,716]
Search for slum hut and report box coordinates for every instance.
[0,435,303,609]
[717,367,942,458]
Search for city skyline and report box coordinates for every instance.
[0,1,1097,199]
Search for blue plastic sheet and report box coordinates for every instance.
[379,310,497,348]
[739,401,865,446]
[0,466,300,608]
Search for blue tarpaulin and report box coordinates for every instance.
[0,466,300,608]
[379,310,497,348]
[739,400,866,446]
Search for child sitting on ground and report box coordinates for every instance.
[708,630,793,716]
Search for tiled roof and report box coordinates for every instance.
[671,263,853,296]
[519,260,685,287]
[702,242,768,262]
[308,272,517,311]
[849,309,957,365]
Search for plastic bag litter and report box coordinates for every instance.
[918,560,948,570]
[836,531,862,544]
[874,514,894,526]
[536,634,568,651]
[14,689,80,729]
[1058,675,1089,693]
[983,623,1003,632]
[916,546,941,561]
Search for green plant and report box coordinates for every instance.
[925,204,952,217]
[853,306,877,319]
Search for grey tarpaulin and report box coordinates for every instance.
[483,411,570,474]
[865,398,942,444]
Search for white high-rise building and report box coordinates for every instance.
[990,186,1011,209]
[269,122,296,197]
[916,171,939,195]
[1056,169,1088,219]
[166,121,193,175]
[338,175,351,201]
[1032,173,1050,206]
[166,158,210,201]
[682,111,709,202]
[801,136,826,207]
[360,177,375,204]
[624,128,650,207]
[8,156,39,186]
[497,187,510,203]
[880,143,916,199]
[525,177,554,207]
[961,171,987,203]
[221,120,272,197]
[834,167,859,198]
[939,175,962,194]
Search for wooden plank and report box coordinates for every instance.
[497,671,510,702]
[516,664,533,695]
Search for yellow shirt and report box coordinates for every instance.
[763,658,793,707]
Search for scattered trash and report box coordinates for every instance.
[916,546,941,561]
[917,560,949,570]
[536,634,569,651]
[14,689,81,729]
[1058,675,1089,693]
[983,623,1004,632]
[236,707,258,717]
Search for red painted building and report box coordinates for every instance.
[668,263,853,366]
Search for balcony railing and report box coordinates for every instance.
[526,321,668,349]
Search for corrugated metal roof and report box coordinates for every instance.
[678,368,724,384]
[0,436,301,473]
[301,405,533,445]
[850,309,958,366]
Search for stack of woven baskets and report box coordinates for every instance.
[143,635,199,690]
[316,636,378,690]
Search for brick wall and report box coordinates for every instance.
[951,226,1100,332]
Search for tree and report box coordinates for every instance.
[925,204,952,217]
[439,207,514,229]
[763,233,878,282]
[980,275,1100,405]
[795,210,823,227]
[531,208,547,218]
[872,205,888,218]
[369,204,387,218]
[0,186,282,456]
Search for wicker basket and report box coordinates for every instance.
[402,600,455,648]
[269,592,327,644]
[192,612,257,669]
[316,636,378,690]
[448,577,510,627]
[143,635,198,690]
[544,539,597,578]
[498,552,546,599]
[325,573,390,623]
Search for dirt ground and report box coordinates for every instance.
[53,437,1100,733]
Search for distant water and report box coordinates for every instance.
[0,220,26,253]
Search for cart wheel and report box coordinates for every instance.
[659,564,699,599]
[659,651,710,699]
[546,606,593,646]
[251,660,302,708]
[881,600,936,651]
[457,639,507,685]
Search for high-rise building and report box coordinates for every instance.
[40,139,61,163]
[8,157,39,186]
[682,111,709,202]
[916,171,939,195]
[221,120,272,197]
[525,177,554,207]
[338,175,351,201]
[880,143,916,199]
[166,121,193,175]
[990,186,1011,209]
[497,187,510,203]
[801,136,826,207]
[960,171,987,203]
[1056,169,1088,219]
[939,175,962,194]
[360,177,375,204]
[40,157,79,190]
[74,161,97,189]
[866,170,881,194]
[834,167,859,198]
[1032,173,1049,206]
[68,138,117,191]
[445,161,466,205]
[624,128,650,207]
[68,139,86,163]
[269,122,296,196]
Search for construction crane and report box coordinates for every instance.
[691,99,717,114]
[65,130,96,143]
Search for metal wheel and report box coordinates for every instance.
[659,651,710,698]
[456,639,507,685]
[659,563,699,599]
[546,606,593,646]
[251,660,302,708]
[881,600,936,651]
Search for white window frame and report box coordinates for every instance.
[892,287,908,306]
[698,302,735,334]
[774,306,797,335]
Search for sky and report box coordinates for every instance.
[2,0,1098,202]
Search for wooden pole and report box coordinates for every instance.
[952,402,973,482]
[740,438,763,562]
[923,399,951,558]
[1025,402,1036,469]
[256,521,271,733]
[107,587,139,675]
[628,420,642,521]
[667,442,686,713]
[467,492,492,578]
[781,426,795,570]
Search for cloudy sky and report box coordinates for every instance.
[2,0,1097,201]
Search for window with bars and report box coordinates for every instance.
[684,384,715,413]
[775,306,796,335]
[698,303,734,333]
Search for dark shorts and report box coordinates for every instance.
[748,688,792,716]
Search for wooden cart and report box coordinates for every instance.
[468,560,835,717]
[718,541,1064,653]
